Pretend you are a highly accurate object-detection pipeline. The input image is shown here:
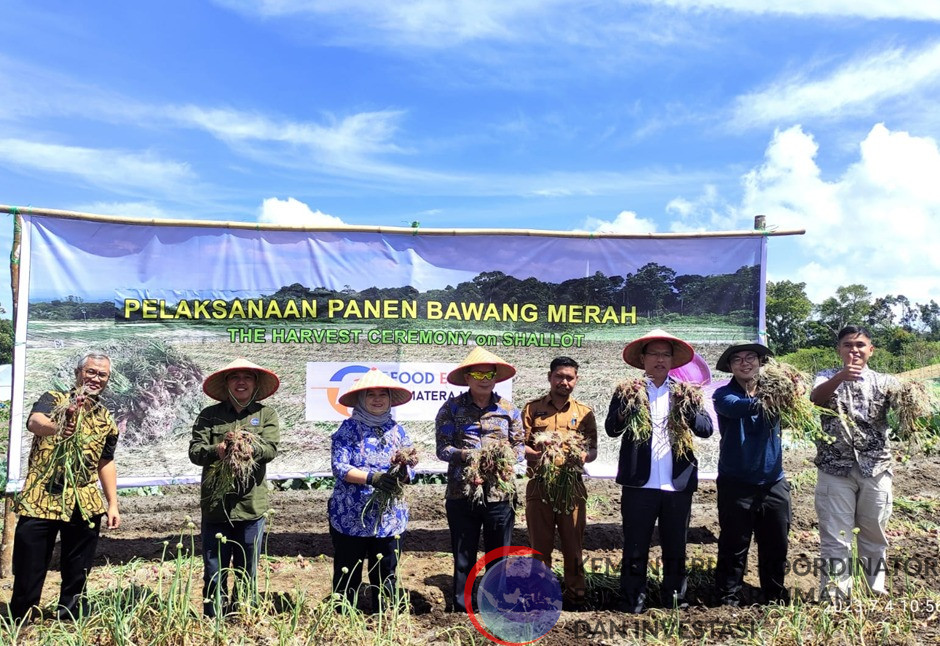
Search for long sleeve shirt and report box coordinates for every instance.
[646,380,675,491]
[604,376,713,492]
[189,400,279,523]
[435,391,524,501]
[329,417,415,538]
[713,379,784,486]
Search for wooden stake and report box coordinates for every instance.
[1,211,23,578]
[0,497,14,578]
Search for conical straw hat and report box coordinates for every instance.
[621,329,695,369]
[446,346,516,386]
[338,367,413,407]
[203,358,280,402]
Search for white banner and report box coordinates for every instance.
[305,361,513,421]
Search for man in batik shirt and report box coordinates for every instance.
[811,325,900,601]
[11,353,120,622]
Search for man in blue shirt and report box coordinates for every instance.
[712,342,790,606]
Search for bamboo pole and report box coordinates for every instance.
[1,212,23,577]
[0,204,805,238]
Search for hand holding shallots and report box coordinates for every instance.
[361,447,420,532]
[461,441,516,506]
[532,430,586,514]
[755,359,833,444]
[203,427,262,520]
[889,380,940,456]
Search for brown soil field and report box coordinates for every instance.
[4,444,940,644]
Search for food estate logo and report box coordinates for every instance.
[325,364,371,416]
[305,361,480,421]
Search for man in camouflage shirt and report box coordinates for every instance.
[811,325,899,601]
[11,353,120,622]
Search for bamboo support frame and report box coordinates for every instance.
[0,204,805,238]
[1,212,22,577]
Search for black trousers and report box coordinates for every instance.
[330,525,401,610]
[445,498,514,613]
[714,477,791,604]
[620,487,693,610]
[10,507,102,621]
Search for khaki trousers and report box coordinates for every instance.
[525,478,587,603]
[815,466,892,599]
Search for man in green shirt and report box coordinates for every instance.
[189,358,280,617]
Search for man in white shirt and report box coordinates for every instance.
[605,330,713,613]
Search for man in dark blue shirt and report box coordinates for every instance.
[712,342,790,606]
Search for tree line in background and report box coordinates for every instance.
[350,262,760,321]
[767,281,940,374]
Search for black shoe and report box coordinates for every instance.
[616,593,646,614]
[720,596,741,607]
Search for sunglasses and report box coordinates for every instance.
[467,370,498,381]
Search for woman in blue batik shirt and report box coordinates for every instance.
[329,368,415,612]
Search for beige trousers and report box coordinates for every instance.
[814,466,892,600]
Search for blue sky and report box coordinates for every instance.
[2,1,939,316]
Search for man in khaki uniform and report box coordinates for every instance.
[523,356,597,610]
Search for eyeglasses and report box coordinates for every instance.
[729,353,760,365]
[467,370,498,381]
[83,369,110,379]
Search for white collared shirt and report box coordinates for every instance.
[644,379,675,491]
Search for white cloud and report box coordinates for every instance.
[789,261,850,302]
[0,56,415,181]
[0,51,731,194]
[0,139,192,193]
[71,202,174,220]
[743,123,940,302]
[167,106,407,160]
[214,0,568,46]
[215,0,940,51]
[651,0,940,20]
[665,184,741,232]
[666,123,940,303]
[581,210,657,234]
[731,43,940,129]
[259,197,347,227]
